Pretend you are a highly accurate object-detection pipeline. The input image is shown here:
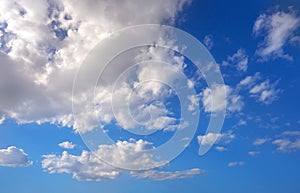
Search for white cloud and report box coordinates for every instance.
[131,168,205,181]
[43,139,204,181]
[248,151,260,156]
[282,130,300,136]
[227,161,244,167]
[239,73,281,105]
[198,131,235,147]
[0,116,5,125]
[215,146,227,152]
[42,150,120,181]
[253,138,269,146]
[0,0,191,132]
[201,84,243,113]
[249,79,280,104]
[253,9,300,60]
[58,141,75,149]
[222,49,248,72]
[203,35,213,50]
[0,146,32,167]
[272,138,300,153]
[42,139,164,181]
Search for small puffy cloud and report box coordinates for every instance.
[227,161,244,167]
[0,146,32,167]
[253,9,300,61]
[203,35,213,50]
[198,131,235,147]
[253,138,269,146]
[249,79,280,104]
[248,151,260,156]
[222,49,249,72]
[201,84,243,113]
[131,168,205,181]
[58,141,75,149]
[239,73,281,105]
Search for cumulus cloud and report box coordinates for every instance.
[58,141,75,149]
[0,146,32,167]
[201,84,243,113]
[253,8,300,61]
[227,161,244,167]
[0,0,191,132]
[238,73,281,105]
[43,139,203,181]
[131,168,205,181]
[222,48,249,72]
[198,131,235,147]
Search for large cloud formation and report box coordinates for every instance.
[0,0,191,130]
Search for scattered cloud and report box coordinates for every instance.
[222,48,249,72]
[253,138,269,146]
[0,146,32,167]
[201,84,243,113]
[282,130,300,136]
[203,35,213,50]
[215,146,227,152]
[58,141,76,149]
[239,73,281,105]
[248,151,260,156]
[131,168,205,181]
[249,79,280,104]
[227,161,245,167]
[272,138,300,153]
[42,139,165,181]
[43,138,205,181]
[253,8,300,61]
[198,131,235,146]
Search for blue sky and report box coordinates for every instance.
[0,0,300,193]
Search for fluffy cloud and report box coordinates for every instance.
[198,131,235,147]
[239,73,281,105]
[201,84,243,113]
[43,139,203,181]
[58,141,75,149]
[227,161,244,167]
[131,168,205,181]
[222,48,249,72]
[253,8,300,61]
[0,0,191,131]
[0,146,32,167]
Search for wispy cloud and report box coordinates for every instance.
[253,8,300,61]
[222,48,249,72]
[227,161,244,167]
[131,168,205,181]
